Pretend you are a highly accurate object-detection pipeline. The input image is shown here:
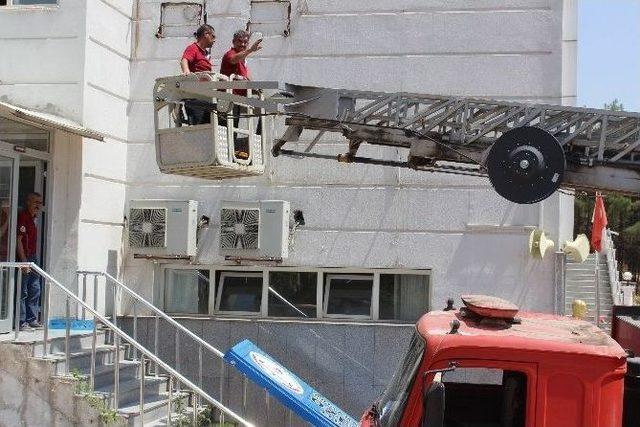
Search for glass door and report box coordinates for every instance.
[0,154,17,334]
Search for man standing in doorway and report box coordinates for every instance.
[17,192,42,330]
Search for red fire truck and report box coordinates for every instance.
[360,295,640,427]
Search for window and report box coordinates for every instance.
[164,269,210,314]
[379,274,430,321]
[161,266,431,321]
[216,272,263,314]
[156,2,204,38]
[249,0,291,37]
[268,271,317,317]
[441,368,527,427]
[0,0,57,5]
[324,274,373,318]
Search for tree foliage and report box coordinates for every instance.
[573,99,640,281]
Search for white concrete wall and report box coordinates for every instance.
[75,1,133,278]
[0,0,87,121]
[0,0,133,313]
[0,1,89,312]
[562,0,578,106]
[124,0,575,312]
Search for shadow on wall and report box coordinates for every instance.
[444,232,553,311]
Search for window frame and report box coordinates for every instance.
[0,0,58,7]
[215,271,265,316]
[159,264,431,323]
[162,267,212,315]
[378,272,432,322]
[267,270,319,319]
[323,273,374,320]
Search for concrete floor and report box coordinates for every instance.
[0,327,93,343]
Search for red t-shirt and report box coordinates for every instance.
[181,43,212,72]
[17,210,37,258]
[220,48,249,95]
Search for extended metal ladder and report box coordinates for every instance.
[154,75,640,202]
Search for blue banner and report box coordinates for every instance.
[224,339,359,427]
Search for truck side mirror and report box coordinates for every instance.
[421,381,445,427]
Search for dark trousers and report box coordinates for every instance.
[184,99,211,125]
[20,256,40,324]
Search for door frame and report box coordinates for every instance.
[0,142,51,333]
[0,150,20,333]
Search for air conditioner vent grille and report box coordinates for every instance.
[220,208,260,250]
[129,208,167,248]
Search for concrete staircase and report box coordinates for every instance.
[565,252,613,327]
[9,328,198,426]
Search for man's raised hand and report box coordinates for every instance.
[250,38,263,52]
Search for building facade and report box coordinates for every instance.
[0,0,577,420]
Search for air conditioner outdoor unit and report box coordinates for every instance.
[128,200,198,257]
[219,200,290,259]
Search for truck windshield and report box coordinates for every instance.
[377,332,426,426]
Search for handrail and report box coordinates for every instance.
[604,229,622,305]
[3,262,253,427]
[77,270,225,358]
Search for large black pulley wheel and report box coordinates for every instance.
[486,126,566,204]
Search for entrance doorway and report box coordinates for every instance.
[0,146,49,334]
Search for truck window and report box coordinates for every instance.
[377,332,425,426]
[442,367,527,427]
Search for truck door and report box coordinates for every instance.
[415,359,537,427]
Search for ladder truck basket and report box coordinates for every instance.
[154,73,266,180]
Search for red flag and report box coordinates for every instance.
[591,192,608,252]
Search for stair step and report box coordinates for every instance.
[119,391,190,426]
[49,344,127,374]
[73,360,142,389]
[96,376,168,407]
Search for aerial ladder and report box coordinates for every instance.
[154,73,640,204]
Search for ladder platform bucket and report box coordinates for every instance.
[154,73,266,180]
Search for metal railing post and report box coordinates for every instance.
[112,285,118,329]
[154,314,159,376]
[219,358,225,425]
[114,334,121,409]
[132,302,138,360]
[198,344,203,387]
[93,274,98,313]
[81,273,87,319]
[42,279,50,356]
[139,354,145,426]
[192,392,198,425]
[90,320,97,390]
[14,268,23,340]
[243,375,248,416]
[65,297,71,375]
[167,376,173,424]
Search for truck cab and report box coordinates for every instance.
[361,295,632,427]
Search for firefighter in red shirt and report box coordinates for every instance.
[220,30,262,89]
[180,24,216,125]
[17,192,43,330]
[220,30,263,158]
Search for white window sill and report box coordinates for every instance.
[0,5,59,11]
